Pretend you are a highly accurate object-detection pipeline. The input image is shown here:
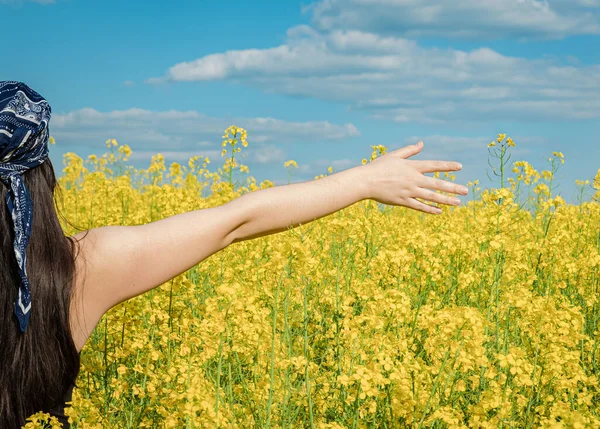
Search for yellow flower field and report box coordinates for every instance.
[26,129,600,428]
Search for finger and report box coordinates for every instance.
[390,141,424,159]
[414,187,462,207]
[419,176,469,195]
[413,160,462,173]
[404,197,443,215]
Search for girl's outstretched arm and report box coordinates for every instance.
[70,141,468,347]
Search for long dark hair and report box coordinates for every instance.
[0,158,85,427]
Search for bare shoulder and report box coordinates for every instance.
[68,205,240,351]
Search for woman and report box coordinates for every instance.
[0,81,468,428]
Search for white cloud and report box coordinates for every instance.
[252,145,286,164]
[149,27,600,124]
[50,107,360,163]
[307,0,600,40]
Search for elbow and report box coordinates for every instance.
[218,202,248,248]
[223,228,239,247]
[218,192,258,247]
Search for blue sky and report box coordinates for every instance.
[1,0,599,203]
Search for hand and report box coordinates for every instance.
[361,141,469,214]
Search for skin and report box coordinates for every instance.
[69,141,469,352]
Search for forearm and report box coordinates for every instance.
[223,165,370,245]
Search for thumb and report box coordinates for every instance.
[393,141,423,159]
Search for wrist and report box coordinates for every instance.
[340,164,371,202]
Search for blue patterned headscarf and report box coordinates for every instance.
[0,81,51,333]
